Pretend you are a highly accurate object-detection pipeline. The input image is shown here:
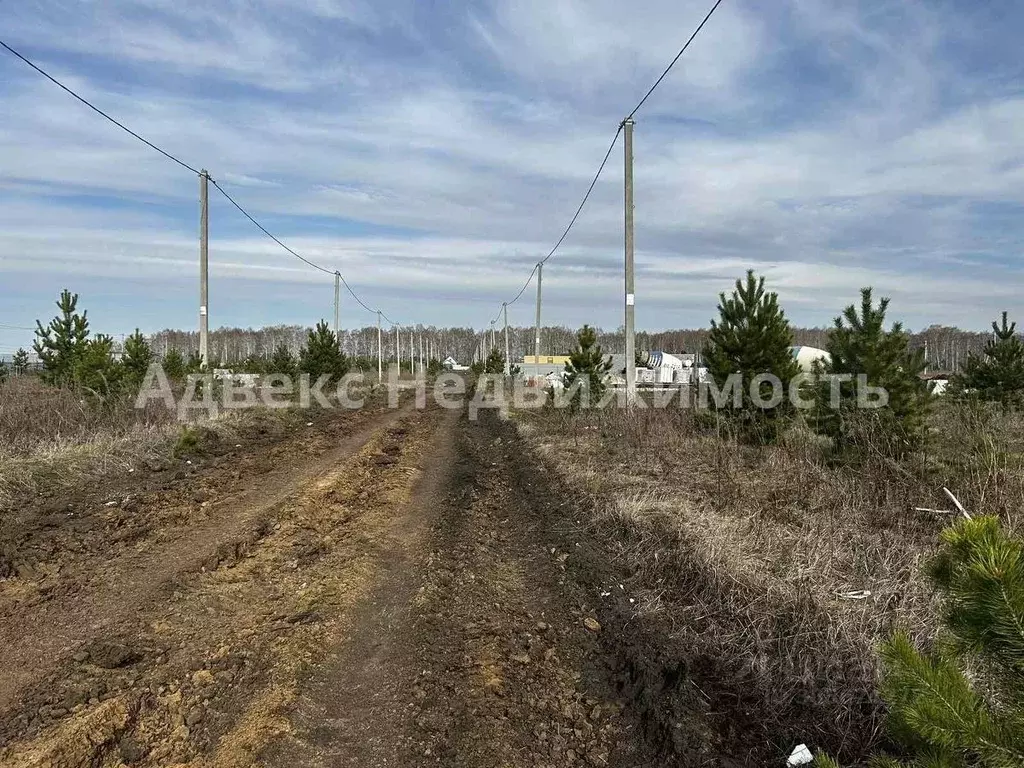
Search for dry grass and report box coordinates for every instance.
[0,376,183,510]
[515,398,1024,762]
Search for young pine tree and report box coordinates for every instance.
[12,348,30,375]
[702,270,799,443]
[269,344,297,377]
[163,348,186,381]
[73,334,122,399]
[299,321,349,387]
[0,359,7,384]
[484,347,506,375]
[825,515,1024,767]
[121,329,153,391]
[816,288,928,454]
[953,311,1024,407]
[563,325,613,411]
[33,289,90,387]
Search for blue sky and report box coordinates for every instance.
[2,0,1023,354]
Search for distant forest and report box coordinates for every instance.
[151,322,990,373]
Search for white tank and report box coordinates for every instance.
[790,346,830,372]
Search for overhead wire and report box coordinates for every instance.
[490,0,725,324]
[0,39,201,176]
[1,38,394,323]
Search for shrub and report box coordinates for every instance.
[702,270,799,443]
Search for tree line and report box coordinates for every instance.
[143,322,990,373]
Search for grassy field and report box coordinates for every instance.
[513,396,1024,763]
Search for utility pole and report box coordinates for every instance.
[534,262,542,383]
[503,302,510,376]
[396,325,401,373]
[376,310,382,383]
[333,272,340,343]
[623,118,636,405]
[199,169,210,368]
[419,332,424,377]
[409,331,414,375]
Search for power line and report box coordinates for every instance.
[1,39,396,322]
[0,39,201,175]
[0,323,36,331]
[626,0,725,120]
[209,179,393,321]
[493,0,724,320]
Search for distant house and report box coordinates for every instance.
[920,371,952,396]
[442,356,469,372]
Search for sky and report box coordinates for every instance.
[1,0,1023,354]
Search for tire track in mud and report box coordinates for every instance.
[0,402,412,715]
[0,403,434,767]
[261,412,631,768]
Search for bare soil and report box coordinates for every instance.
[0,401,746,767]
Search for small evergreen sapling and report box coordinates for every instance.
[299,321,349,387]
[121,329,153,391]
[484,347,506,375]
[953,311,1024,407]
[12,348,30,375]
[563,325,612,410]
[33,289,90,387]
[702,270,799,443]
[816,288,929,455]
[270,344,297,377]
[826,514,1024,767]
[163,349,186,380]
[73,334,121,399]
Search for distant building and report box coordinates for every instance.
[442,356,469,372]
[523,355,571,366]
[790,345,830,372]
[920,371,951,396]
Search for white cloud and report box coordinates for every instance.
[1,0,1023,334]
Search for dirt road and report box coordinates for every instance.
[0,401,668,767]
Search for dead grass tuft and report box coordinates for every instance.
[514,397,1024,762]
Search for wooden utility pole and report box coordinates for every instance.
[623,119,636,404]
[333,272,340,343]
[376,310,382,383]
[199,170,210,368]
[503,302,510,376]
[534,262,542,382]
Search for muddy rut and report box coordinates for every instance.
[0,405,664,767]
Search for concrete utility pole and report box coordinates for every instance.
[534,262,542,383]
[199,169,210,368]
[623,118,637,405]
[396,326,401,373]
[376,311,382,383]
[333,272,340,343]
[503,302,510,376]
